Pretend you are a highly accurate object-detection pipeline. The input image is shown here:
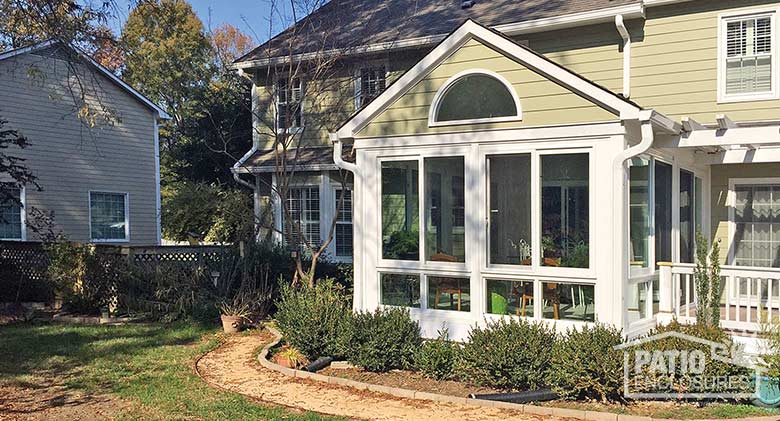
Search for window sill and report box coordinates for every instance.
[717,92,779,104]
[90,239,129,243]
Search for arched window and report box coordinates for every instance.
[430,70,521,125]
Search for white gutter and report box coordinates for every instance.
[329,133,358,174]
[231,3,645,70]
[614,15,631,99]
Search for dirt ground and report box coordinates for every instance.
[0,381,130,421]
[196,331,564,421]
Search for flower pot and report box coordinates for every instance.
[220,315,242,334]
[275,355,294,368]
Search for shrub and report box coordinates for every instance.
[629,321,751,395]
[459,318,555,391]
[415,329,459,380]
[275,279,352,360]
[547,324,624,403]
[344,307,421,372]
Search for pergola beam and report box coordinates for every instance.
[716,114,737,130]
[654,125,780,149]
[681,116,705,132]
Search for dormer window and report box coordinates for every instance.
[356,66,386,109]
[719,11,778,102]
[429,69,521,126]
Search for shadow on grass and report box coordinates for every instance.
[0,321,207,379]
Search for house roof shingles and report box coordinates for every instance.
[235,0,641,65]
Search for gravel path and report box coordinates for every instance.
[196,331,565,421]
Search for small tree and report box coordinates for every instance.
[694,229,722,327]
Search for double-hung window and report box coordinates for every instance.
[285,186,320,247]
[335,189,353,257]
[276,77,303,130]
[89,192,128,241]
[0,186,23,240]
[720,12,777,101]
[355,66,386,109]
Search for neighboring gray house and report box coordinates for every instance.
[0,41,169,245]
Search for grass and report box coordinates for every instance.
[0,321,344,420]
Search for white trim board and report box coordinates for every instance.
[335,19,644,140]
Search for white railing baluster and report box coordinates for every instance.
[769,279,774,323]
[725,275,732,322]
[685,273,691,318]
[736,276,742,323]
[674,272,680,318]
[756,278,762,324]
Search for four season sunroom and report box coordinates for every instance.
[330,19,780,343]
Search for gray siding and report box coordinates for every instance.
[0,51,160,245]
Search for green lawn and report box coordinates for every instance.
[0,321,342,420]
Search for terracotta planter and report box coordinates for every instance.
[275,355,294,368]
[220,315,242,333]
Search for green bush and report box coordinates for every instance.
[629,321,751,395]
[344,307,421,372]
[415,329,459,380]
[459,318,555,391]
[275,279,352,360]
[548,324,624,403]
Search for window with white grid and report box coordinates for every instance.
[356,66,386,109]
[90,192,127,241]
[335,189,353,257]
[276,78,302,130]
[733,184,780,268]
[722,13,775,99]
[285,187,320,247]
[0,187,22,240]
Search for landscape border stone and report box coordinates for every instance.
[258,326,780,421]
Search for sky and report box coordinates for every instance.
[111,0,290,44]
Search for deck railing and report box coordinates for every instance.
[659,262,780,332]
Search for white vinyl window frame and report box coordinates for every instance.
[88,190,129,243]
[0,186,26,241]
[274,76,304,134]
[354,64,389,110]
[717,9,780,103]
[428,69,523,127]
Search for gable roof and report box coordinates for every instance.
[0,40,171,120]
[234,0,646,68]
[335,19,644,139]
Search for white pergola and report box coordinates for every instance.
[655,114,780,164]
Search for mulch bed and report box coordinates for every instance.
[318,367,501,397]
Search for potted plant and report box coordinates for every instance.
[218,293,251,334]
[274,345,308,369]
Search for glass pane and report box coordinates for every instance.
[90,192,126,240]
[436,74,517,122]
[0,188,22,239]
[486,279,533,317]
[428,276,470,311]
[680,170,695,263]
[382,161,419,260]
[425,157,465,262]
[380,273,420,307]
[541,154,589,268]
[655,161,673,264]
[541,282,595,321]
[488,154,531,265]
[629,157,650,269]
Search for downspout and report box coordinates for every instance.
[330,133,360,311]
[234,67,260,192]
[612,111,654,332]
[615,15,631,98]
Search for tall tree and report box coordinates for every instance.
[121,0,213,136]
